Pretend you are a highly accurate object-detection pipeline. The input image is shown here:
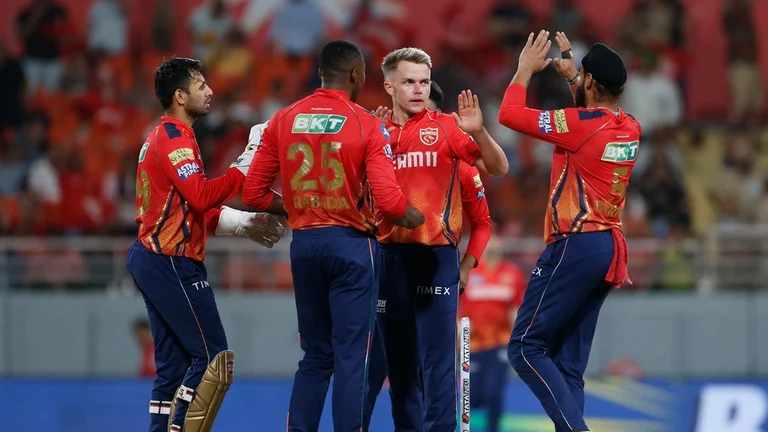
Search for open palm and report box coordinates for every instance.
[451,90,484,134]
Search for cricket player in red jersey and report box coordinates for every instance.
[459,234,526,432]
[126,57,286,432]
[375,48,508,432]
[498,31,641,432]
[363,80,492,427]
[241,40,425,432]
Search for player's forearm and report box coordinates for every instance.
[511,66,534,89]
[264,192,288,217]
[470,129,508,176]
[205,208,222,234]
[374,188,408,220]
[187,168,245,212]
[465,218,492,267]
[242,184,274,212]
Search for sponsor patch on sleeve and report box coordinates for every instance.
[538,111,553,134]
[168,148,196,165]
[554,109,569,133]
[473,173,483,188]
[380,123,391,140]
[383,143,393,159]
[176,162,202,180]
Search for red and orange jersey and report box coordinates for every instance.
[242,89,407,232]
[459,261,527,351]
[377,109,480,246]
[135,116,243,261]
[498,84,642,245]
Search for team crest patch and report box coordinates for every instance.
[419,127,438,146]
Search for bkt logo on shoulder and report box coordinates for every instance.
[291,114,347,134]
[601,140,639,162]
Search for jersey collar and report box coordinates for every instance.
[386,108,429,129]
[314,88,351,100]
[160,116,194,135]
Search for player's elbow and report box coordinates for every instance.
[497,108,518,132]
[491,159,510,177]
[185,195,209,213]
[482,157,509,177]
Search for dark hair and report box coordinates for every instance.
[595,82,624,100]
[429,80,444,110]
[319,40,364,78]
[154,57,205,110]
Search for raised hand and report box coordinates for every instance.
[373,106,391,123]
[553,31,578,80]
[518,30,552,74]
[451,90,484,134]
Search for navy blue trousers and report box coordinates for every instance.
[507,232,614,432]
[287,227,378,432]
[377,243,460,432]
[126,240,228,432]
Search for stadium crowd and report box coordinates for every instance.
[0,0,767,292]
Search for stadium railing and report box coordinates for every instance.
[0,234,705,292]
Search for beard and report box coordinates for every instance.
[574,81,587,108]
[186,99,210,119]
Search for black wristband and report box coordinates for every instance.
[562,49,573,59]
[567,72,579,84]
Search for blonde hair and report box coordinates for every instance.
[381,47,432,78]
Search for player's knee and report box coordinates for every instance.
[507,339,539,371]
[299,353,333,373]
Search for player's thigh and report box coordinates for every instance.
[290,253,333,357]
[511,233,613,347]
[412,246,459,357]
[129,248,227,359]
[552,281,612,375]
[376,244,419,369]
[325,240,377,352]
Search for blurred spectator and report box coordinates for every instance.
[0,41,26,131]
[723,0,763,125]
[657,225,695,290]
[132,318,155,378]
[486,0,533,55]
[624,0,684,49]
[208,27,253,88]
[622,53,682,138]
[16,0,69,92]
[189,0,232,64]
[268,0,327,58]
[150,0,175,52]
[711,131,765,222]
[0,135,28,198]
[548,0,582,38]
[87,0,128,55]
[636,149,690,237]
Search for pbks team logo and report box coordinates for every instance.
[419,127,438,146]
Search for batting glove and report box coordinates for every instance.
[215,206,286,248]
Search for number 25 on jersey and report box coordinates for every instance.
[288,141,349,211]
